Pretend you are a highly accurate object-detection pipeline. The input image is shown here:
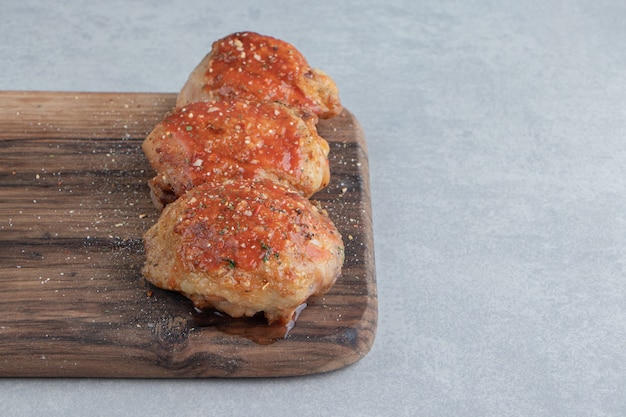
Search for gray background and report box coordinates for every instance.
[2,0,626,416]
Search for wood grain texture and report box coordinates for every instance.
[0,91,376,377]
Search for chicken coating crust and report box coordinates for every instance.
[142,99,330,209]
[176,31,342,119]
[142,178,344,325]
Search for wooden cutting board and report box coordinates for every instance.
[0,91,377,377]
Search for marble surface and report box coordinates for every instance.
[2,0,626,415]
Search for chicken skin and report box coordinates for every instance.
[176,31,342,119]
[142,178,345,325]
[142,99,330,209]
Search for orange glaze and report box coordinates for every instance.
[201,32,321,115]
[161,99,306,186]
[173,179,329,272]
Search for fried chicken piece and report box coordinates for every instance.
[177,31,342,119]
[142,178,344,325]
[142,99,330,209]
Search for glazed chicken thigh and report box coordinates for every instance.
[176,32,342,119]
[142,32,344,327]
[142,178,345,325]
[142,99,330,209]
